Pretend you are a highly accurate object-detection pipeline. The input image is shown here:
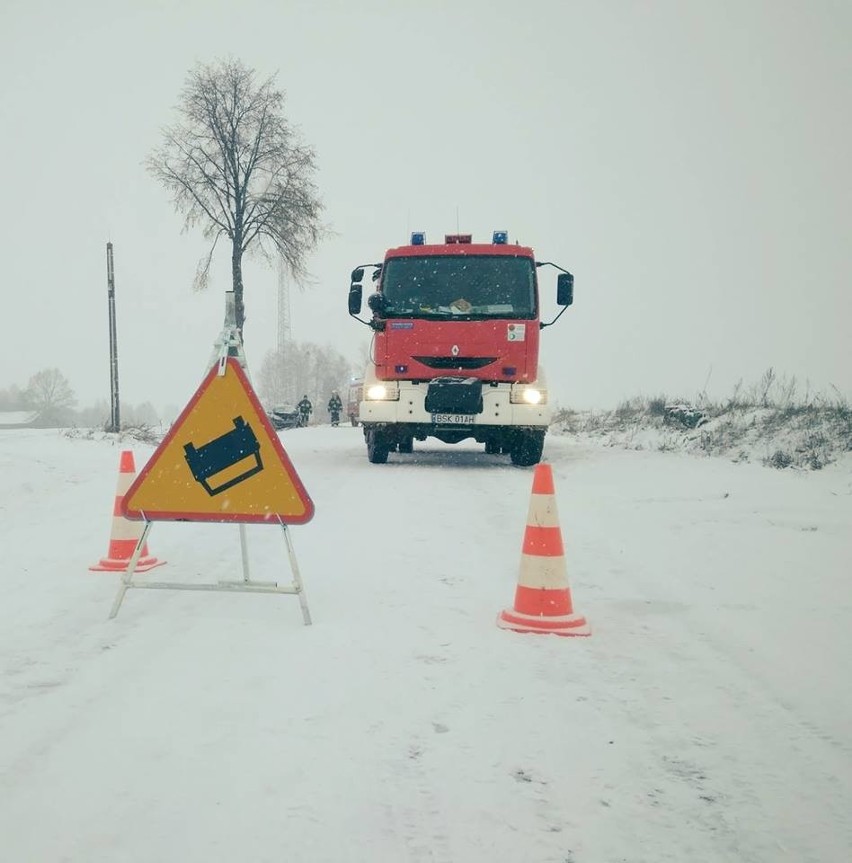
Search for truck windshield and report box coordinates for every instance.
[380,255,536,319]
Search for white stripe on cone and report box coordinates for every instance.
[108,516,146,542]
[115,473,134,495]
[525,493,561,528]
[517,554,570,590]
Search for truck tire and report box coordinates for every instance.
[366,428,390,464]
[510,430,545,466]
[484,440,500,454]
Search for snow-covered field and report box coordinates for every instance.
[1,426,850,862]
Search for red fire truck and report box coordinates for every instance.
[347,231,574,465]
[346,377,363,427]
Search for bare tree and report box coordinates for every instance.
[147,58,324,336]
[25,368,76,426]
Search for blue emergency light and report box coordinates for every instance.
[493,230,509,245]
[411,231,426,245]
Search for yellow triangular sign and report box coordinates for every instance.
[122,358,314,524]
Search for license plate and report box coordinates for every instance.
[431,413,475,425]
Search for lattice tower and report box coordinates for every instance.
[277,258,296,405]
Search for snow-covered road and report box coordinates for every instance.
[1,427,850,862]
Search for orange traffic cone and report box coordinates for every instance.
[89,450,165,573]
[497,462,590,636]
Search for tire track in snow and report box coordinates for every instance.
[575,575,852,862]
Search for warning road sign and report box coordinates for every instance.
[122,359,314,524]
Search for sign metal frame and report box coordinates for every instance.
[107,298,313,624]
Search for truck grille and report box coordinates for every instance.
[412,356,496,370]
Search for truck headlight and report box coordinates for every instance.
[366,382,400,401]
[510,385,546,405]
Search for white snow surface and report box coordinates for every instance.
[1,427,851,863]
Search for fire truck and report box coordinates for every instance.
[346,377,363,427]
[347,231,574,465]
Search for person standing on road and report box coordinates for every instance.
[297,394,313,427]
[328,391,343,427]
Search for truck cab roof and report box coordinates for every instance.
[384,243,535,260]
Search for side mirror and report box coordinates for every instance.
[351,267,365,283]
[367,292,387,316]
[348,283,363,315]
[557,272,574,307]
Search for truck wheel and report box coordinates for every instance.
[366,429,390,464]
[510,431,545,466]
[398,436,414,454]
[484,440,500,455]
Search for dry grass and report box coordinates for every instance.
[553,371,851,470]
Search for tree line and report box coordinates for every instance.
[1,336,357,428]
[258,340,355,420]
[1,369,76,426]
[0,369,163,428]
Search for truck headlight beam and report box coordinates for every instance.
[366,383,400,401]
[510,385,546,405]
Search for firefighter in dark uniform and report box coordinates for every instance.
[297,395,313,427]
[328,391,343,427]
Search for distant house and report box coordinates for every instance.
[0,410,40,429]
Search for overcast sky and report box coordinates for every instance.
[2,0,849,413]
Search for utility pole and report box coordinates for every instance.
[106,242,120,432]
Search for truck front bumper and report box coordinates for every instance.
[359,380,551,428]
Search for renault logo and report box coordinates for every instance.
[451,344,460,357]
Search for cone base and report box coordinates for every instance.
[89,557,165,573]
[497,608,590,637]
